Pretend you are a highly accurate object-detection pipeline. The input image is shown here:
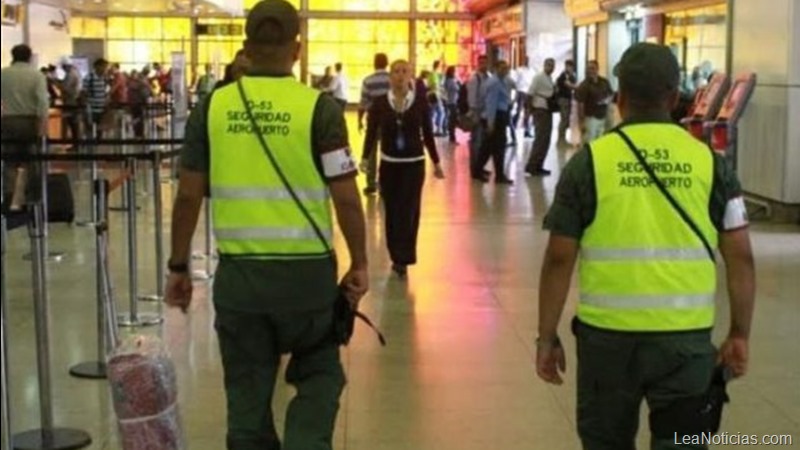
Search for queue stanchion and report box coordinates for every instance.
[117,157,162,328]
[168,106,178,182]
[191,199,214,281]
[22,137,65,263]
[75,135,99,228]
[68,179,110,379]
[12,203,92,450]
[138,150,165,309]
[2,208,13,450]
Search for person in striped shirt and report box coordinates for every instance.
[357,53,390,195]
[81,58,110,138]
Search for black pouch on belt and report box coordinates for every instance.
[650,365,731,439]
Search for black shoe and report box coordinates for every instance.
[392,263,407,277]
[363,186,378,195]
[525,168,552,177]
[495,177,514,185]
[471,174,489,183]
[482,169,492,177]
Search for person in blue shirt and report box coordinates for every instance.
[475,60,513,184]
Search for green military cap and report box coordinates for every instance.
[614,42,681,97]
[246,0,300,45]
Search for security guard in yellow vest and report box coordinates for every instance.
[165,2,369,449]
[536,43,756,450]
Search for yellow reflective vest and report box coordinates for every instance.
[578,124,718,332]
[207,76,332,259]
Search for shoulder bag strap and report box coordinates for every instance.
[613,128,716,263]
[236,79,332,256]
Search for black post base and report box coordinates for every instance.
[68,361,106,379]
[13,428,91,450]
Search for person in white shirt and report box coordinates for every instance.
[330,62,348,110]
[512,57,535,137]
[525,58,556,176]
[466,55,494,180]
[1,44,49,210]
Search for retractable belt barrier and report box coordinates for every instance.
[9,203,93,450]
[1,139,183,381]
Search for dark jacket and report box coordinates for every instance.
[364,93,440,164]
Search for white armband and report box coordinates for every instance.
[723,196,749,230]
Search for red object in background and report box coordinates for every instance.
[107,336,185,450]
[711,124,729,154]
[463,0,505,14]
[686,119,706,141]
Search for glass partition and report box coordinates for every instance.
[308,19,410,101]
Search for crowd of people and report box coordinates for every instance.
[34,56,177,142]
[160,3,756,448]
[2,2,757,449]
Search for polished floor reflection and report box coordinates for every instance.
[2,115,799,449]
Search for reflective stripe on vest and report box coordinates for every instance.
[581,247,710,261]
[211,186,329,202]
[207,77,332,258]
[214,226,333,241]
[578,124,718,332]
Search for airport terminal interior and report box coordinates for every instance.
[1,0,799,449]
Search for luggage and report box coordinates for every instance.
[107,336,185,450]
[46,173,74,224]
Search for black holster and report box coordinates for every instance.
[650,365,731,439]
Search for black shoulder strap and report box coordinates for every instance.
[613,128,716,263]
[236,79,333,256]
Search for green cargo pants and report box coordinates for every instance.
[574,319,716,450]
[214,304,346,450]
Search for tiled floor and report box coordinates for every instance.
[2,117,799,449]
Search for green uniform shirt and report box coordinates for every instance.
[182,73,356,313]
[544,117,744,239]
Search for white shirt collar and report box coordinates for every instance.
[387,89,415,113]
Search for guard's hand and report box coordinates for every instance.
[718,335,749,378]
[165,272,193,313]
[536,341,566,385]
[433,164,445,179]
[359,159,370,174]
[341,266,368,309]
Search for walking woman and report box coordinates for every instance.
[363,59,445,277]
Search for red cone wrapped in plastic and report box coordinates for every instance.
[107,335,186,450]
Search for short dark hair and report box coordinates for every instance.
[565,59,575,68]
[588,59,599,67]
[374,53,389,70]
[445,66,456,78]
[335,62,342,71]
[94,58,109,69]
[433,61,441,69]
[11,44,32,63]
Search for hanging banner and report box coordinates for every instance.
[171,52,188,138]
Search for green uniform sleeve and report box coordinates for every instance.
[709,152,745,231]
[180,95,211,174]
[543,147,597,239]
[312,94,356,182]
